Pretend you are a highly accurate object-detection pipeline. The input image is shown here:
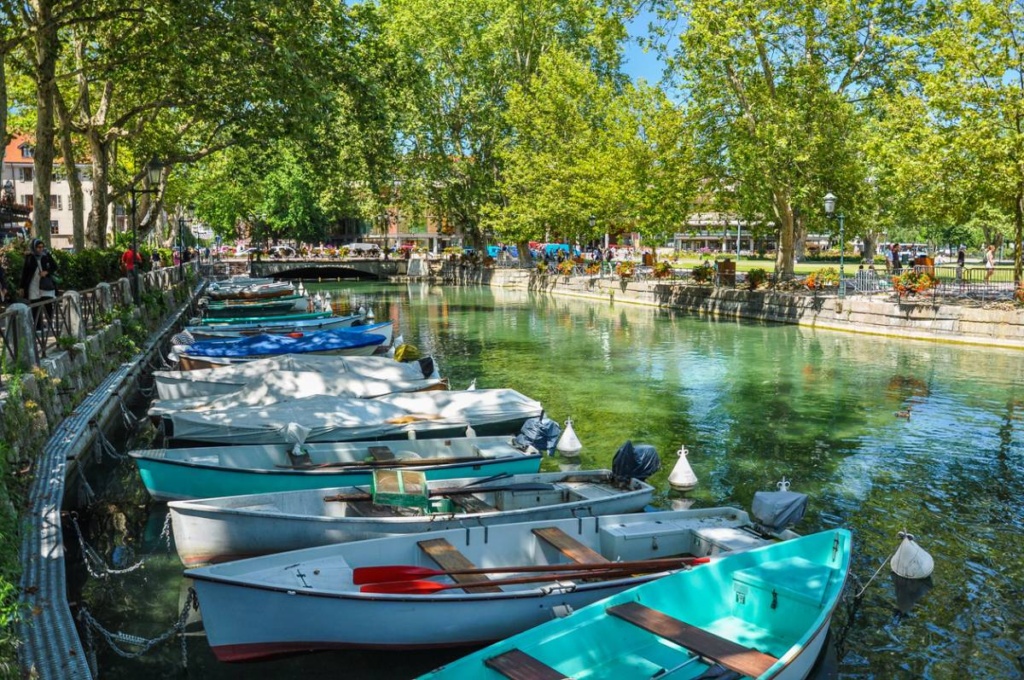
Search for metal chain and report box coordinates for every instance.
[92,426,127,462]
[66,512,169,578]
[118,395,138,432]
[76,588,198,666]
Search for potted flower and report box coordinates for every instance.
[653,261,673,279]
[615,260,636,279]
[557,260,575,276]
[691,262,714,283]
[893,270,937,297]
[585,262,601,275]
[805,267,839,290]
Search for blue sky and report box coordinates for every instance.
[620,8,680,89]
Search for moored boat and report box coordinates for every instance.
[206,280,296,301]
[202,295,309,318]
[188,506,799,661]
[174,325,392,371]
[169,469,656,566]
[159,388,543,446]
[195,310,332,326]
[130,436,542,501]
[153,354,440,400]
[419,529,852,680]
[185,313,366,341]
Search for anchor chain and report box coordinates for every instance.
[67,511,173,578]
[77,587,199,668]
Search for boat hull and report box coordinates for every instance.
[169,472,655,566]
[188,508,769,661]
[132,437,542,501]
[186,314,364,341]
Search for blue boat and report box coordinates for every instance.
[176,325,391,370]
[185,313,365,341]
[420,529,851,680]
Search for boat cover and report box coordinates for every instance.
[154,355,440,400]
[148,371,446,416]
[180,328,386,359]
[752,490,808,533]
[612,441,662,482]
[514,416,561,453]
[166,389,544,445]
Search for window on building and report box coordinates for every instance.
[50,221,59,235]
[50,195,63,210]
[20,167,33,182]
[19,144,34,159]
[21,195,33,208]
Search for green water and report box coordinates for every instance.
[82,282,1024,679]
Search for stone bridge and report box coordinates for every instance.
[250,257,408,280]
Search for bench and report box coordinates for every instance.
[417,538,501,593]
[484,649,568,680]
[532,527,609,564]
[446,494,498,514]
[607,602,778,677]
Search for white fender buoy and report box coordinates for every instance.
[407,429,416,440]
[466,379,477,391]
[671,498,695,511]
[366,308,375,320]
[890,531,934,579]
[556,417,582,457]
[668,445,698,491]
[358,306,366,317]
[465,424,476,438]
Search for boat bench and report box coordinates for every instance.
[532,527,609,564]
[484,649,568,680]
[446,494,498,514]
[607,602,778,677]
[417,538,501,593]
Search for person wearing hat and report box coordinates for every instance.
[21,238,59,333]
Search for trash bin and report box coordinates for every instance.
[914,256,934,276]
[717,258,736,286]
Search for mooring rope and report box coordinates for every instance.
[66,511,172,578]
[855,547,898,599]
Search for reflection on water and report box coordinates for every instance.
[81,282,1024,679]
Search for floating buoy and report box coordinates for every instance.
[668,445,698,491]
[671,498,695,511]
[466,379,477,391]
[366,308,375,320]
[407,430,416,440]
[465,424,476,438]
[556,417,582,457]
[358,306,366,317]
[890,531,934,579]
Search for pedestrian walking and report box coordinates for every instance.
[956,246,965,283]
[21,238,59,333]
[891,243,902,275]
[985,245,995,283]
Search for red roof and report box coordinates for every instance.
[4,134,34,163]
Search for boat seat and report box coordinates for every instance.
[417,538,501,593]
[532,527,609,564]
[368,445,395,462]
[484,649,568,680]
[607,602,778,678]
[447,494,497,514]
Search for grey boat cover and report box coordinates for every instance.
[751,490,808,533]
[166,389,544,445]
[154,354,439,400]
[148,371,447,417]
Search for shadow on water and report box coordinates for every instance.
[74,282,1024,678]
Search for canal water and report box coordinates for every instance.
[74,282,1024,679]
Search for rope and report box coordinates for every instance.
[76,587,198,666]
[855,547,898,599]
[118,395,138,432]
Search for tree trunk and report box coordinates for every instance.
[772,191,795,279]
[31,3,58,245]
[0,58,9,164]
[54,88,85,251]
[86,130,111,247]
[1015,185,1023,285]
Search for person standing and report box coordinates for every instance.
[985,244,996,283]
[21,238,59,332]
[891,243,902,275]
[956,245,965,283]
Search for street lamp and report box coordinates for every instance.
[129,157,163,304]
[824,192,845,299]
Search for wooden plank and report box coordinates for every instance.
[417,538,501,593]
[532,527,609,564]
[368,445,395,462]
[607,602,778,678]
[447,494,497,513]
[484,649,568,680]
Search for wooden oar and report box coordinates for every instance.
[352,556,711,585]
[278,455,483,471]
[324,482,556,504]
[359,566,661,594]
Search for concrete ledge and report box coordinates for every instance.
[486,270,1024,350]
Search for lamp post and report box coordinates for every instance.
[824,192,845,299]
[129,157,163,304]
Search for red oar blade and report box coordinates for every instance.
[353,566,445,585]
[360,579,453,594]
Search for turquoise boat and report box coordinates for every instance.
[197,311,332,326]
[420,529,851,680]
[129,436,542,501]
[203,295,307,318]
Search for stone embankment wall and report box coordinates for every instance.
[483,268,1024,350]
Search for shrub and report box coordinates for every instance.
[893,270,938,297]
[691,262,715,283]
[747,267,769,290]
[653,261,673,279]
[805,267,839,289]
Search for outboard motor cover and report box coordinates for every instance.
[514,416,562,453]
[751,490,808,534]
[612,441,661,482]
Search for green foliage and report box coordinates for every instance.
[747,267,769,290]
[691,262,715,283]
